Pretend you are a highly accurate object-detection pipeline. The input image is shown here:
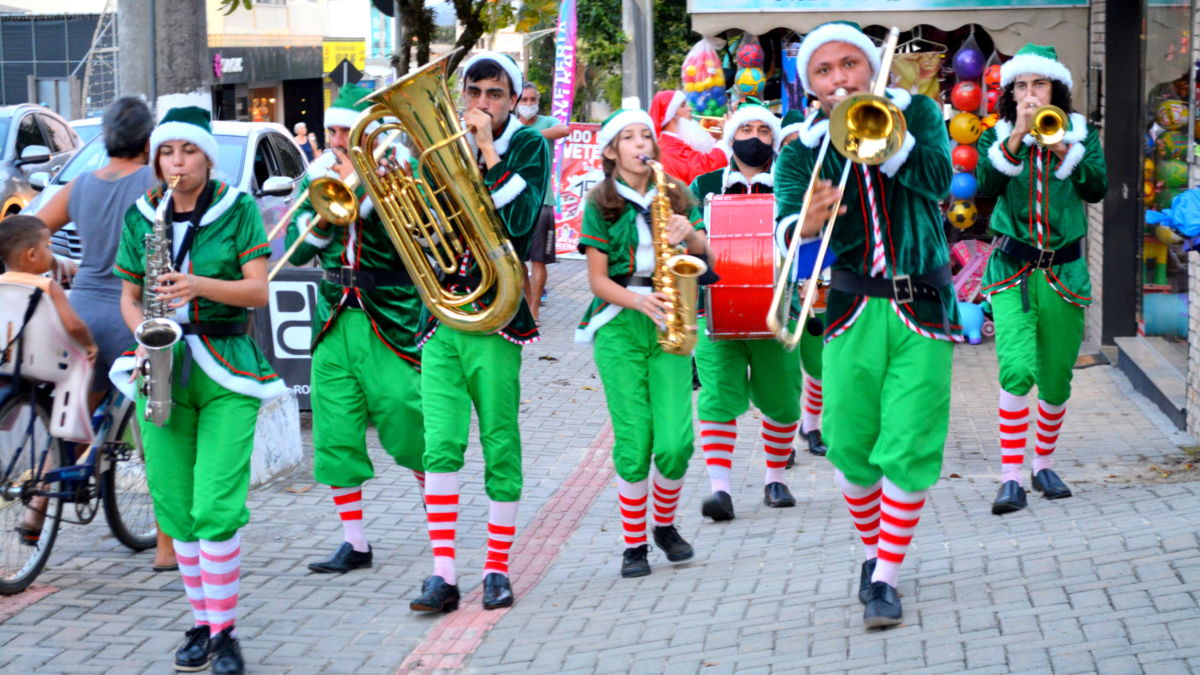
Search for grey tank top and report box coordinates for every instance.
[67,165,157,295]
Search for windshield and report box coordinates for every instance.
[0,118,8,149]
[214,134,245,185]
[55,136,108,183]
[53,133,248,187]
[72,123,102,143]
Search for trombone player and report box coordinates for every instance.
[283,84,429,576]
[774,21,959,629]
[977,45,1107,516]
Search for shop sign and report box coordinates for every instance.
[688,0,1087,11]
[322,40,367,75]
[213,53,245,78]
[553,123,602,256]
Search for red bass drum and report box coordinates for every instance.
[704,194,778,340]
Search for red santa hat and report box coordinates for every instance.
[648,90,687,135]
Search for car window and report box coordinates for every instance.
[0,118,10,151]
[71,123,102,144]
[15,114,46,156]
[54,136,108,184]
[268,133,305,178]
[213,135,246,186]
[252,137,274,189]
[38,115,75,154]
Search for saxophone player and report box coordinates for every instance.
[575,110,708,579]
[110,107,284,674]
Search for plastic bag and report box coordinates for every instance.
[682,39,728,118]
[733,33,766,102]
[1146,187,1200,238]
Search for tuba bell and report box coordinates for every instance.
[344,50,526,334]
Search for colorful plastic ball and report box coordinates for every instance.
[1155,130,1188,161]
[1156,158,1189,189]
[986,89,1000,114]
[983,64,1002,90]
[1155,99,1188,130]
[952,144,979,172]
[951,81,983,112]
[1144,133,1156,155]
[1156,186,1183,210]
[1144,158,1156,181]
[953,47,986,80]
[948,199,978,229]
[949,112,983,144]
[950,173,978,200]
[683,81,697,93]
[1144,180,1156,207]
[685,65,697,78]
[735,67,767,97]
[1156,224,1184,245]
[736,43,764,68]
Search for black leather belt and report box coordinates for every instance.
[324,267,413,290]
[181,322,247,336]
[994,236,1082,270]
[615,275,654,288]
[830,264,952,304]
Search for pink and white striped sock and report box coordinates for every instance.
[199,534,241,636]
[1033,400,1066,474]
[424,471,459,586]
[802,377,823,433]
[761,416,798,485]
[651,471,684,528]
[330,486,368,552]
[872,478,927,589]
[617,478,649,548]
[700,419,737,493]
[835,470,881,560]
[412,470,426,495]
[173,539,208,627]
[998,390,1029,484]
[483,500,518,578]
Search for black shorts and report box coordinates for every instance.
[528,205,557,264]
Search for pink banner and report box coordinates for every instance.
[554,123,603,256]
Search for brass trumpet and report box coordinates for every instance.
[1030,104,1067,146]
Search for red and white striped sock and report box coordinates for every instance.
[762,416,798,484]
[330,486,369,552]
[998,390,1029,484]
[802,377,823,433]
[173,539,208,627]
[483,500,518,578]
[1033,400,1066,474]
[872,478,927,589]
[617,478,648,548]
[199,534,241,636]
[651,471,684,528]
[412,470,426,495]
[700,419,737,493]
[424,471,459,586]
[835,469,881,560]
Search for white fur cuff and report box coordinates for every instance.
[491,173,528,209]
[879,131,916,177]
[988,139,1023,177]
[1054,142,1087,180]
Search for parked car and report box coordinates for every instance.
[30,120,308,261]
[0,103,82,216]
[69,117,103,144]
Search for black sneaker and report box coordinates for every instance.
[700,491,735,521]
[208,626,244,675]
[173,625,211,672]
[652,525,694,562]
[857,558,877,605]
[620,544,651,578]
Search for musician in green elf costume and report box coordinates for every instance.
[283,84,427,575]
[775,22,960,629]
[110,106,284,673]
[976,44,1107,516]
[410,52,550,614]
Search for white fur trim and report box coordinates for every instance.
[462,51,523,96]
[491,173,528,209]
[185,335,287,399]
[150,121,218,166]
[132,183,240,227]
[1054,140,1087,180]
[1063,113,1087,144]
[324,106,361,130]
[663,91,686,129]
[598,110,655,150]
[301,214,332,248]
[885,87,912,112]
[493,114,519,156]
[306,150,340,180]
[987,138,1023,177]
[723,165,774,190]
[723,105,782,152]
[797,23,881,93]
[798,111,829,148]
[879,130,916,178]
[1000,53,1073,89]
[775,213,801,253]
[613,179,654,211]
[780,123,805,143]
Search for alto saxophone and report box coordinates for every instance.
[134,176,184,427]
[640,156,708,356]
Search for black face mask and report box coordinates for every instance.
[732,137,773,169]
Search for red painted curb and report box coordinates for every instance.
[0,584,59,623]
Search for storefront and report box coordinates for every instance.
[209,45,325,143]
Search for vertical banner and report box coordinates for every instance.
[554,123,603,255]
[550,0,578,252]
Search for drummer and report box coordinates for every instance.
[689,102,826,524]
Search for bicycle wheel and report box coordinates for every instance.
[101,400,157,551]
[0,389,64,595]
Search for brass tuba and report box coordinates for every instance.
[344,51,525,334]
[642,156,707,356]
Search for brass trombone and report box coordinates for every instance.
[1030,105,1067,146]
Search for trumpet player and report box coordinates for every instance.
[283,85,428,575]
[775,22,959,628]
[978,45,1108,515]
[411,52,550,614]
[110,107,284,673]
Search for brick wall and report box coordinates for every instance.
[1084,0,1106,348]
[1187,5,1200,440]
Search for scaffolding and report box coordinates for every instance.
[74,0,118,117]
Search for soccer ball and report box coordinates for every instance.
[948,199,977,229]
[735,67,766,98]
[1155,99,1188,130]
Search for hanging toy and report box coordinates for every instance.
[949,112,983,144]
[983,64,1002,90]
[682,39,728,117]
[985,88,1000,114]
[952,144,979,172]
[734,39,766,100]
[951,81,983,112]
[953,47,985,80]
[948,199,978,229]
[1155,99,1188,130]
[950,173,978,200]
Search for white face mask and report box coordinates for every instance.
[517,104,539,119]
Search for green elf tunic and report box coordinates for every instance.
[774,89,961,492]
[977,113,1107,405]
[576,178,704,482]
[419,114,550,502]
[284,149,426,488]
[110,180,283,542]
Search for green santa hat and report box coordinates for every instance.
[999,44,1072,90]
[461,51,524,95]
[796,21,880,94]
[150,106,218,166]
[597,108,655,150]
[780,108,808,143]
[325,84,373,130]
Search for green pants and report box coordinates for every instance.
[695,317,802,423]
[799,318,824,379]
[594,310,694,482]
[311,310,424,487]
[824,298,953,492]
[138,346,260,542]
[421,326,523,501]
[991,271,1085,406]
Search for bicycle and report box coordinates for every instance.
[0,379,157,595]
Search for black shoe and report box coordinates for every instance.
[410,575,460,613]
[804,429,828,456]
[173,625,211,672]
[763,482,796,508]
[991,480,1028,515]
[1032,469,1073,500]
[307,542,373,573]
[858,558,877,605]
[481,572,514,610]
[701,491,735,521]
[863,581,903,628]
[786,449,797,468]
[621,544,651,578]
[652,525,694,562]
[208,626,244,675]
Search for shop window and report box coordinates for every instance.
[250,88,278,124]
